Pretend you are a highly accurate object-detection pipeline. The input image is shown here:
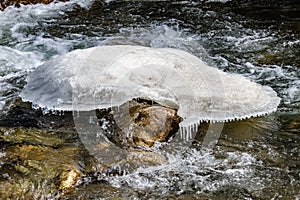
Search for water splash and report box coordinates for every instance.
[101,23,212,64]
[109,147,260,195]
[0,0,95,113]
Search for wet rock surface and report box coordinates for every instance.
[0,99,182,198]
[0,102,299,199]
[0,128,88,199]
[108,102,181,148]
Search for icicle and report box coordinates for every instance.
[180,126,183,140]
[188,125,192,140]
[185,127,189,142]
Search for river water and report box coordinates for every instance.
[0,0,299,199]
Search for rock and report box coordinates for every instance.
[0,127,65,146]
[0,144,82,198]
[0,0,67,11]
[108,102,182,148]
[0,94,186,199]
[59,167,81,191]
[117,149,167,170]
[129,104,181,147]
[0,101,182,197]
[0,127,94,199]
[90,102,182,175]
[85,101,181,174]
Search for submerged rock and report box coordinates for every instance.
[81,100,181,173]
[0,125,166,198]
[0,101,180,198]
[0,132,109,198]
[0,127,93,199]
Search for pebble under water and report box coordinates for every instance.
[0,0,299,199]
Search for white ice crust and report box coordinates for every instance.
[20,45,281,125]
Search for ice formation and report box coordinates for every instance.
[20,45,281,128]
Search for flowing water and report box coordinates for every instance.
[0,0,299,199]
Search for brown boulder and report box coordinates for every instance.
[108,102,182,148]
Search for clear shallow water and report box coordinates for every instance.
[0,0,299,199]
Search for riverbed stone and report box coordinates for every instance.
[0,144,82,198]
[0,127,94,199]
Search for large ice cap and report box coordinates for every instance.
[20,45,281,126]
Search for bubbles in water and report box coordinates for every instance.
[109,148,259,195]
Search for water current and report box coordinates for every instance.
[0,0,299,199]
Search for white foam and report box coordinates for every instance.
[0,101,4,112]
[0,0,95,112]
[100,24,212,64]
[0,46,43,72]
[284,79,300,106]
[0,152,6,158]
[110,148,259,194]
[283,39,300,47]
[0,0,94,58]
[207,0,232,2]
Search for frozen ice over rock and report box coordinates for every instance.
[20,45,281,127]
